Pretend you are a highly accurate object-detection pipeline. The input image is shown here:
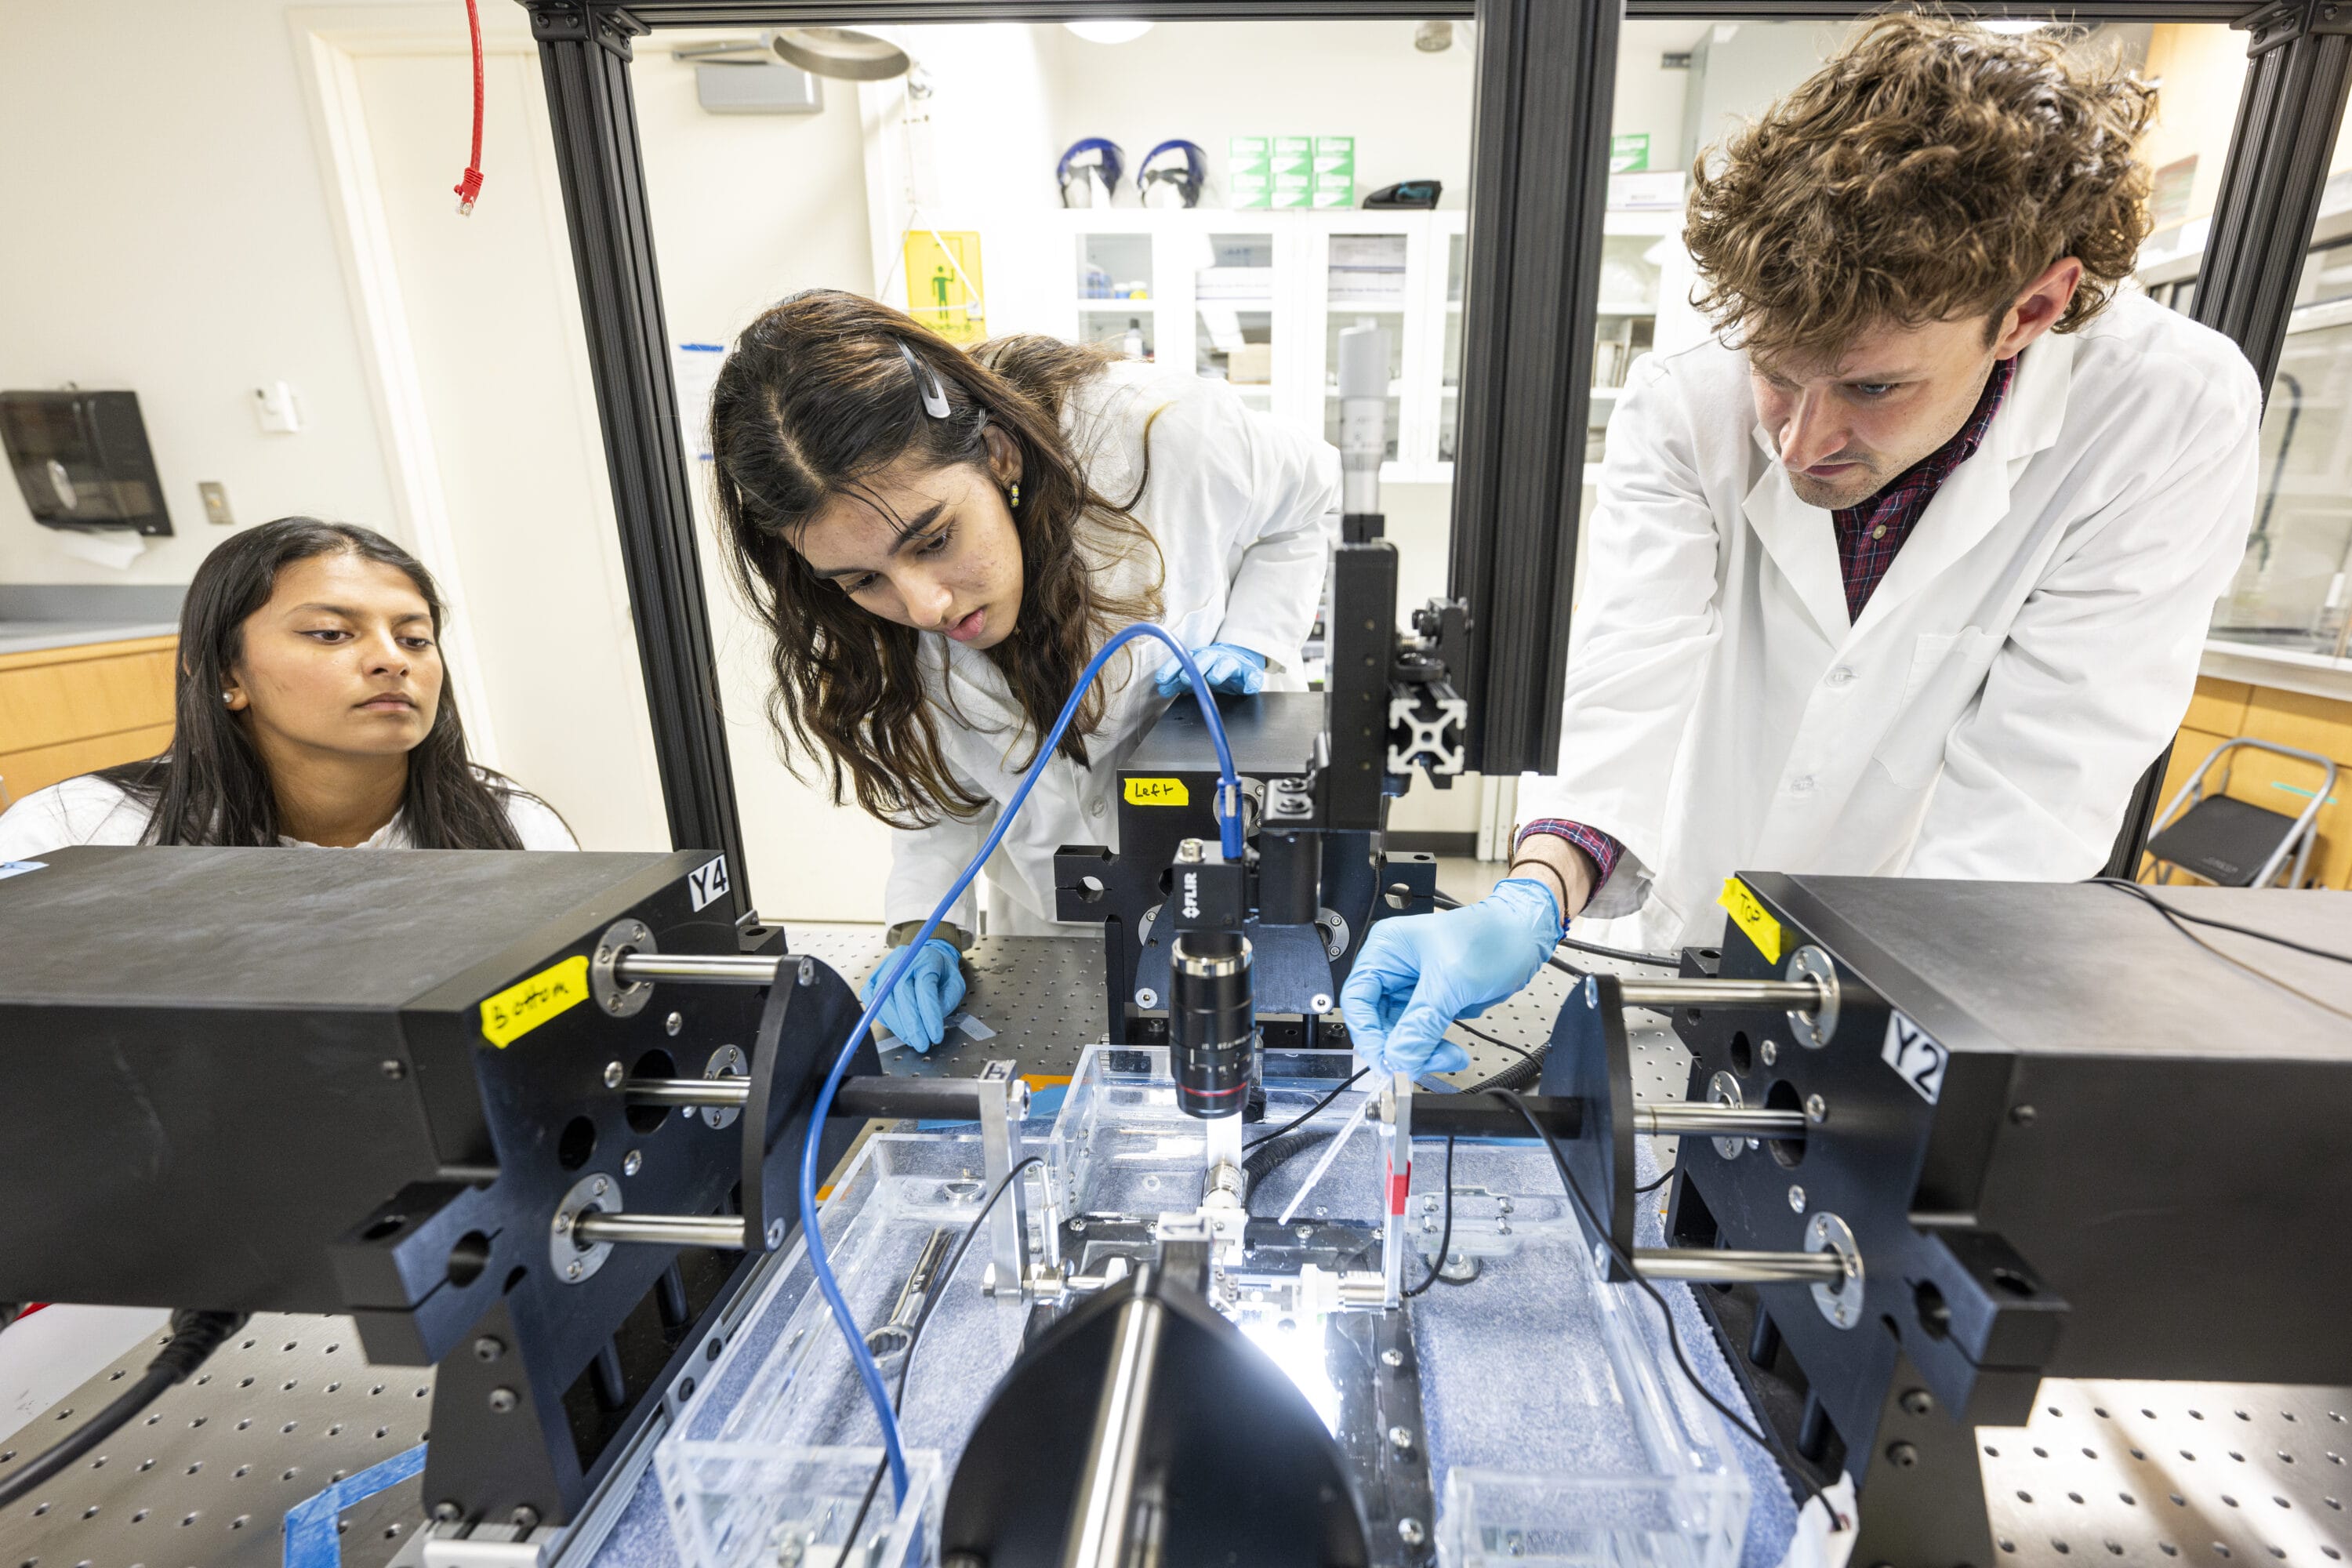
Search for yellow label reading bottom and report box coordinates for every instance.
[481,953,591,1047]
[1716,877,1784,965]
[1123,777,1189,807]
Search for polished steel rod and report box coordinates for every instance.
[1635,1105,1807,1138]
[624,1076,750,1107]
[612,953,782,985]
[1613,978,1820,1009]
[1630,1248,1846,1285]
[573,1212,748,1250]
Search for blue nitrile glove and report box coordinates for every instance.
[1152,642,1265,699]
[861,938,966,1052]
[1340,879,1563,1076]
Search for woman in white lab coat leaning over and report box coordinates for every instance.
[1343,14,2261,1074]
[709,290,1338,1050]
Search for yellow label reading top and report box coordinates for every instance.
[1715,877,1784,966]
[481,953,591,1047]
[1123,777,1189,807]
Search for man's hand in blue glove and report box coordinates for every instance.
[1339,879,1563,1077]
[1152,641,1266,699]
[861,938,966,1052]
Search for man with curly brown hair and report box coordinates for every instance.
[1347,14,2260,1075]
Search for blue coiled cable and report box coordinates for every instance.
[797,623,1244,1502]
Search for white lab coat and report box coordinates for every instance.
[1521,291,2261,950]
[884,361,1341,936]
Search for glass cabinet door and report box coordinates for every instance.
[1439,228,1465,463]
[1322,231,1407,459]
[2210,303,2352,658]
[1588,230,1663,468]
[1076,232,1156,360]
[1193,232,1276,413]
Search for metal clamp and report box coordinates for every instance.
[1784,946,1840,1049]
[699,1045,746,1129]
[550,1173,620,1283]
[590,919,656,1018]
[1804,1210,1865,1329]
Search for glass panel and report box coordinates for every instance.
[2212,314,2352,656]
[1195,232,1275,408]
[1441,230,1465,462]
[2205,95,2352,658]
[1323,233,1408,460]
[1079,231,1153,301]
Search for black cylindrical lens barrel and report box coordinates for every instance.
[1171,933,1254,1120]
[1258,829,1320,926]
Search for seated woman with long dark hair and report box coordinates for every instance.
[0,517,572,855]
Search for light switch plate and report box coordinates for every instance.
[198,481,234,526]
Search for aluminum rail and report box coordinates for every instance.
[612,952,780,985]
[1613,978,1820,1009]
[1635,1105,1806,1138]
[1630,1248,1848,1285]
[572,1212,748,1250]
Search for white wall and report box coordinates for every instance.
[0,1,410,583]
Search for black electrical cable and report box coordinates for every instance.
[1430,887,1682,969]
[1245,1069,1366,1152]
[1401,1137,1457,1298]
[832,1156,1045,1568]
[2093,877,2352,967]
[0,1309,248,1510]
[1483,1088,1840,1530]
[1635,1167,1674,1195]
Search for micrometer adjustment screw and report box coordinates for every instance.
[487,1386,518,1414]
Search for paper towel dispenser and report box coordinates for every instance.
[0,390,173,536]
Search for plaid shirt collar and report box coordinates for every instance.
[1829,353,2017,620]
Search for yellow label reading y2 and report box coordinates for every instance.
[481,954,591,1047]
[1715,877,1784,966]
[1123,777,1189,807]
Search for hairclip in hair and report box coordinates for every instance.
[896,340,952,419]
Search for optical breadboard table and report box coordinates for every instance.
[6,928,2345,1568]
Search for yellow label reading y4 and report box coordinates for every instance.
[1123,777,1189,807]
[1715,877,1784,966]
[481,954,591,1047]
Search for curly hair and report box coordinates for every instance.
[1684,12,2158,364]
[709,289,1165,829]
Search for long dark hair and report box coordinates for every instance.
[99,517,536,848]
[709,289,1165,829]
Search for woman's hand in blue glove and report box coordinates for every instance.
[860,938,966,1052]
[1152,641,1266,699]
[1339,879,1563,1077]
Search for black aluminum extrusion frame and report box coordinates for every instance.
[521,0,2351,909]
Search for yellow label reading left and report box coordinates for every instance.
[1716,877,1784,966]
[1123,777,1189,807]
[481,954,591,1047]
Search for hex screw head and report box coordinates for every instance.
[1398,1517,1426,1546]
[1381,1348,1404,1367]
[1788,1185,1807,1214]
[623,1150,643,1177]
[592,1178,608,1196]
[472,1337,505,1363]
[1900,1388,1935,1417]
[1387,1425,1415,1451]
[1886,1441,1920,1468]
[1806,1094,1827,1123]
[2010,1104,2038,1126]
[596,946,612,964]
[487,1387,518,1414]
[1761,1040,1779,1066]
[765,1219,786,1249]
[1295,1225,1314,1242]
[565,1260,583,1280]
[379,1059,407,1081]
[665,1011,683,1036]
[510,1507,539,1530]
[604,1062,624,1088]
[432,1501,463,1523]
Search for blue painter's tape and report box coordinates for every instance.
[283,1443,428,1568]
